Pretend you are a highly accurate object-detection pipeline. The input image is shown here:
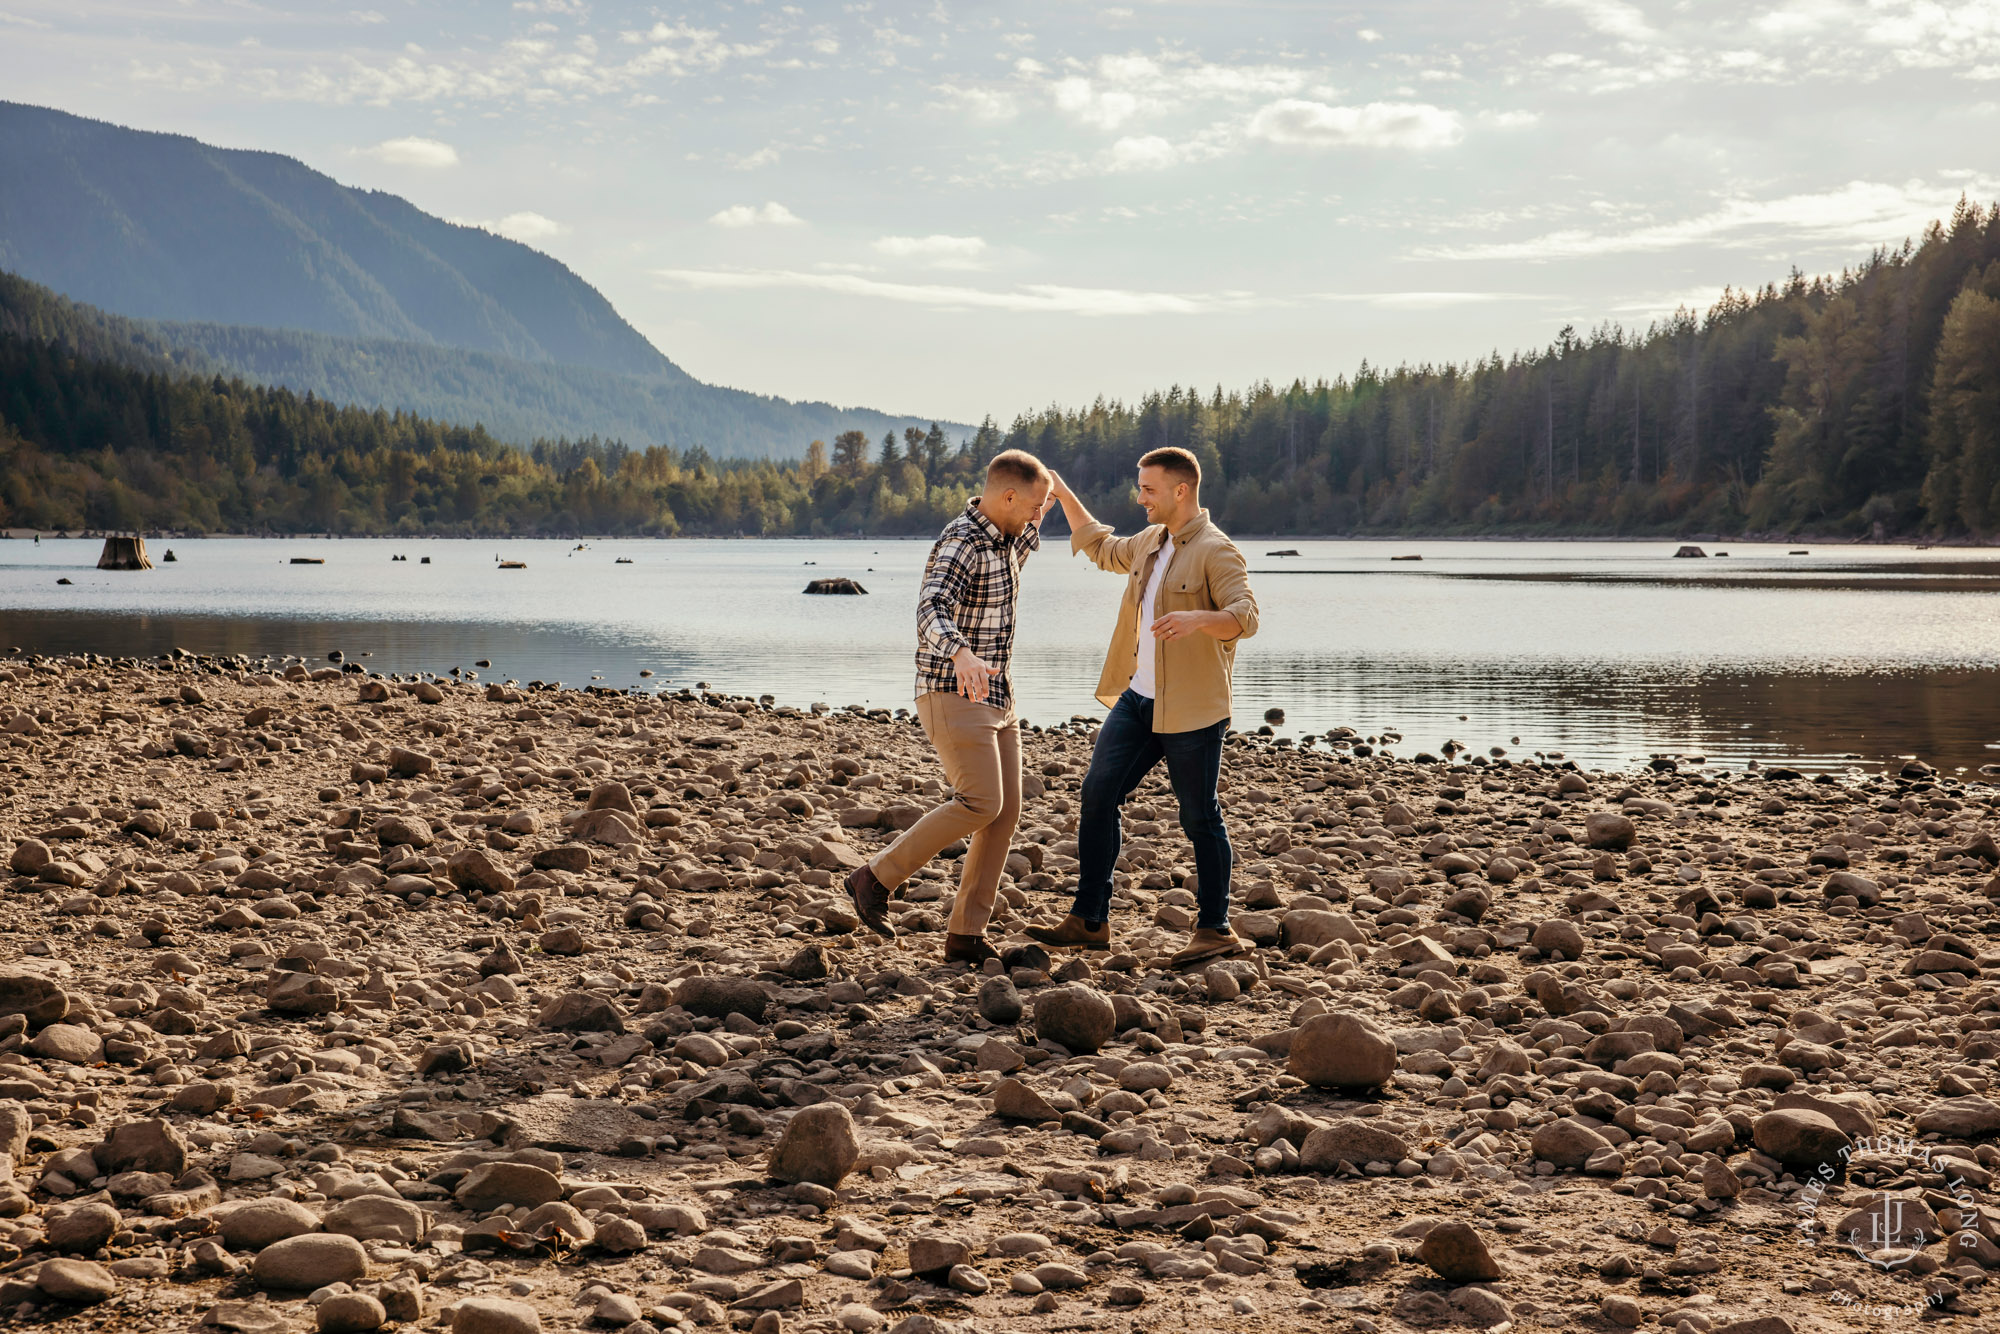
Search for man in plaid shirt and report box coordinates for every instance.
[848,449,1053,965]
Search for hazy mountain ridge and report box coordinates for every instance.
[0,102,957,454]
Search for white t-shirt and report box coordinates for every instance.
[1128,541,1173,699]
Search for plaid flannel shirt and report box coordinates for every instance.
[914,498,1041,711]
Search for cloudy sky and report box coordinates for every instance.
[3,1,1998,426]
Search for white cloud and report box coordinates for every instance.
[1417,178,2000,261]
[1105,134,1180,171]
[937,85,1018,121]
[1543,0,1657,44]
[871,234,988,268]
[0,8,51,25]
[733,145,782,170]
[709,201,805,228]
[359,135,459,167]
[1052,75,1142,130]
[1319,291,1549,309]
[1040,52,1312,132]
[1246,99,1464,150]
[654,268,1270,316]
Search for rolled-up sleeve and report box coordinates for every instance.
[917,536,974,659]
[1208,542,1258,640]
[1070,521,1145,573]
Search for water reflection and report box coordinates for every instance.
[4,536,2000,774]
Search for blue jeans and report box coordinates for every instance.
[1071,690,1234,930]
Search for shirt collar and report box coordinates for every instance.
[964,497,1004,545]
[1165,508,1210,545]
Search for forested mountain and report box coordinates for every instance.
[0,269,982,535]
[4,201,2000,538]
[0,103,951,455]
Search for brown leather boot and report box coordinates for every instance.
[944,933,997,966]
[845,864,893,937]
[1169,926,1246,969]
[1023,913,1110,951]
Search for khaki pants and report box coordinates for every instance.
[869,690,1021,935]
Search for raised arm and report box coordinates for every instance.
[1050,471,1147,574]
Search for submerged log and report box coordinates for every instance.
[96,536,152,570]
[1674,545,1707,558]
[804,577,867,595]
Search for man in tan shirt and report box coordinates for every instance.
[1027,446,1260,969]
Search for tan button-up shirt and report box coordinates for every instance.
[1070,508,1259,733]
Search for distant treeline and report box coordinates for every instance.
[1001,197,2000,539]
[4,200,2000,537]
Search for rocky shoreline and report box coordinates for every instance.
[0,651,1997,1334]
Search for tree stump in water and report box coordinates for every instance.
[96,536,152,570]
[804,578,868,595]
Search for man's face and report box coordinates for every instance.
[996,479,1052,534]
[1135,466,1184,525]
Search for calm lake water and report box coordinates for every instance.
[5,534,2000,774]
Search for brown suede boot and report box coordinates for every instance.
[845,864,893,937]
[1023,913,1111,951]
[1169,926,1246,969]
[944,933,997,966]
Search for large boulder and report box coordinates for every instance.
[1418,1221,1502,1282]
[1299,1120,1410,1171]
[210,1198,320,1250]
[29,1024,103,1064]
[1913,1096,2000,1138]
[0,969,69,1028]
[36,1258,117,1305]
[1583,812,1636,851]
[676,977,770,1022]
[267,971,340,1016]
[1287,1012,1397,1090]
[537,992,625,1033]
[1752,1108,1852,1168]
[447,848,515,897]
[97,1119,188,1176]
[1033,985,1116,1054]
[1531,1117,1614,1169]
[767,1103,860,1188]
[252,1233,369,1290]
[325,1194,429,1243]
[454,1162,562,1212]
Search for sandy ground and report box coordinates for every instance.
[0,651,1996,1334]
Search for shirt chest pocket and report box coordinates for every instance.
[1163,570,1207,609]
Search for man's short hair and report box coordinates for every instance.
[986,449,1048,490]
[1138,446,1200,491]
